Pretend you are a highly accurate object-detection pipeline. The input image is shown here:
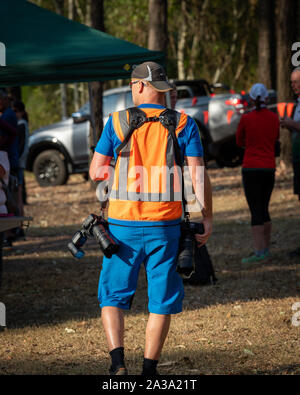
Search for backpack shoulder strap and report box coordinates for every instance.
[159,109,182,167]
[115,107,147,156]
[159,109,190,217]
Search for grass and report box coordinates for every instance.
[0,165,299,375]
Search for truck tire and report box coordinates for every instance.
[33,149,69,187]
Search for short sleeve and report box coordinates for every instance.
[95,117,114,157]
[180,116,203,157]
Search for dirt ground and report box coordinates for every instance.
[0,164,299,375]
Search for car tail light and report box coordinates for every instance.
[225,98,248,108]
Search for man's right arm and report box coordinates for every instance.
[89,152,112,181]
[89,116,116,181]
[186,155,213,246]
[280,118,300,131]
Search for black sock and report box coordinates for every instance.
[142,358,159,375]
[109,347,125,371]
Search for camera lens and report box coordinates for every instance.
[176,231,194,278]
[92,224,119,258]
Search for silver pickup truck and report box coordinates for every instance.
[27,80,276,186]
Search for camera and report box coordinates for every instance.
[68,214,119,259]
[176,220,204,279]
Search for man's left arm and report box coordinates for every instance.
[186,156,213,247]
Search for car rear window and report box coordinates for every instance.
[103,93,122,116]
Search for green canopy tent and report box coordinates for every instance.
[0,0,164,86]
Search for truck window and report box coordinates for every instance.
[125,91,134,108]
[103,93,121,116]
[177,88,192,99]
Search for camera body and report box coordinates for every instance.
[176,220,204,278]
[68,214,119,259]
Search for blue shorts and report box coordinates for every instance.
[98,224,184,315]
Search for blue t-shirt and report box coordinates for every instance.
[95,104,203,160]
[0,107,19,169]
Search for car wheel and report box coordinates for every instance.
[33,150,69,186]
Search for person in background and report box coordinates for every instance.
[0,150,10,215]
[236,83,280,263]
[12,101,29,216]
[0,149,10,286]
[0,90,18,178]
[280,67,300,257]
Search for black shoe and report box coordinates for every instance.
[109,365,128,375]
[288,247,300,258]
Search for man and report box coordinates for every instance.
[280,67,300,257]
[89,62,213,375]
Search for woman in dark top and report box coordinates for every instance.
[236,83,280,263]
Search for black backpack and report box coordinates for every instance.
[186,223,217,286]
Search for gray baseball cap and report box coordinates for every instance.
[249,83,268,101]
[131,62,172,92]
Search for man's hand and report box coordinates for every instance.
[195,216,213,247]
[280,117,299,130]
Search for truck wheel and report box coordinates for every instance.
[33,150,69,187]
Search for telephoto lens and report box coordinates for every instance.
[92,223,119,258]
[67,231,87,259]
[176,221,195,278]
[68,242,85,259]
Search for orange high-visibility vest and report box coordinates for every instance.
[276,102,296,118]
[108,107,189,222]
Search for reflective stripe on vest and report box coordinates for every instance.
[276,102,296,118]
[108,108,188,222]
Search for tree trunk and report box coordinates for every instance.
[88,0,104,188]
[55,0,68,120]
[258,0,275,88]
[276,0,298,165]
[187,0,209,80]
[148,0,168,61]
[60,83,68,120]
[68,0,80,110]
[177,0,187,80]
[276,2,295,102]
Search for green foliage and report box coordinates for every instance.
[105,0,149,47]
[25,0,261,131]
[22,84,79,132]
